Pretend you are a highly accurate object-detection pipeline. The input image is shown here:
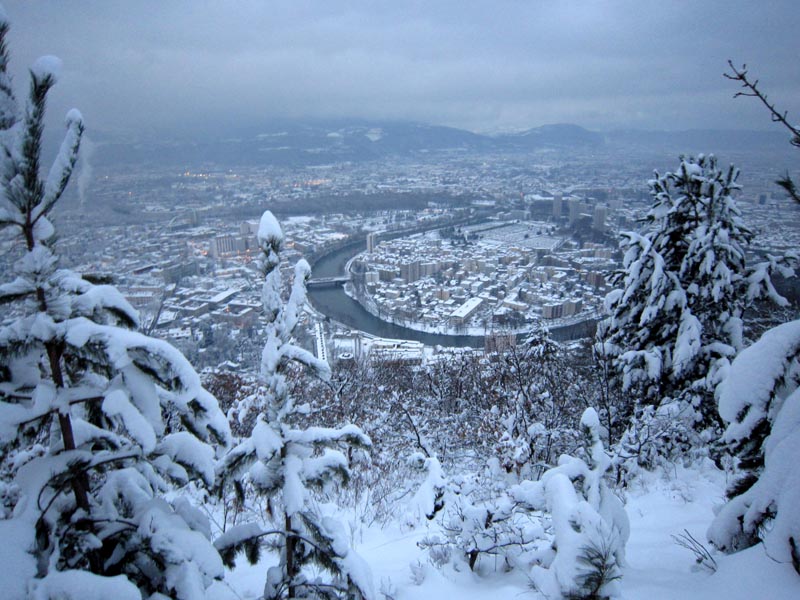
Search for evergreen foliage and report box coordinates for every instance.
[0,14,230,599]
[708,320,800,569]
[215,211,373,600]
[600,154,788,448]
[566,536,623,600]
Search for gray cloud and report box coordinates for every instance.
[5,0,800,136]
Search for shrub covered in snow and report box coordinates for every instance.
[492,326,583,480]
[419,408,628,598]
[417,459,543,574]
[0,13,230,599]
[215,211,373,600]
[512,408,629,599]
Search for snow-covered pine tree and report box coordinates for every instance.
[708,63,800,575]
[0,14,230,599]
[601,155,784,448]
[215,211,374,600]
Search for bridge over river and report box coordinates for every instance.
[307,275,351,289]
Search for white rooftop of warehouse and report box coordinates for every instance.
[479,222,564,251]
[450,296,483,319]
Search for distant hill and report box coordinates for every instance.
[83,120,493,168]
[74,118,791,168]
[496,123,604,148]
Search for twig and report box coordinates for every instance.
[724,61,800,145]
[672,528,717,572]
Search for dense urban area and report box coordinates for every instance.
[12,145,796,375]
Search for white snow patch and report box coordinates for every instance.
[31,55,62,83]
[28,570,140,600]
[718,319,800,442]
[365,128,383,142]
[258,211,283,247]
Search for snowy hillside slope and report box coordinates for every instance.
[224,463,799,600]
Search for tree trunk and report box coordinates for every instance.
[46,340,100,572]
[286,512,296,598]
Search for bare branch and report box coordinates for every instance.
[672,529,717,572]
[725,60,800,143]
[726,60,800,205]
[393,394,430,457]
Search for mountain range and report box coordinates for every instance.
[74,120,793,168]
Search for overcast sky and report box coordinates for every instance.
[4,1,800,138]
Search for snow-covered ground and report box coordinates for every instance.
[621,465,798,600]
[225,462,800,600]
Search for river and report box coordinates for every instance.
[307,240,597,347]
[308,241,485,348]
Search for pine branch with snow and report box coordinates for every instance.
[706,68,800,577]
[708,320,800,570]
